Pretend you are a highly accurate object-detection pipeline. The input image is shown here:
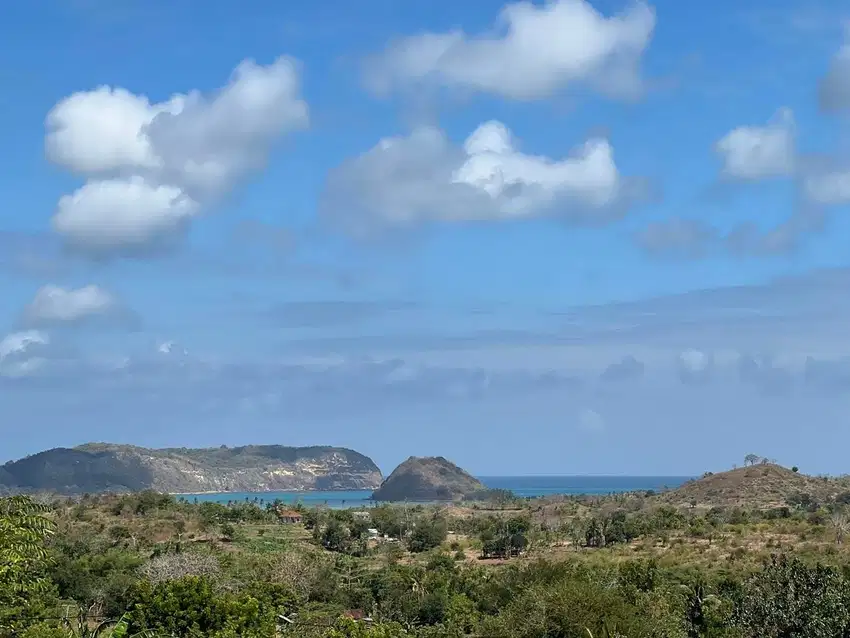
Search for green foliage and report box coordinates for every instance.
[219,523,236,541]
[124,576,289,638]
[736,554,850,638]
[370,506,410,539]
[479,516,529,558]
[49,540,143,616]
[17,483,850,637]
[324,617,409,637]
[407,517,448,553]
[0,495,57,633]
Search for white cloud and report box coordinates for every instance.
[45,57,308,256]
[366,0,655,101]
[45,87,181,174]
[0,331,50,378]
[322,120,643,236]
[715,108,795,180]
[157,340,189,357]
[0,331,48,361]
[54,177,199,253]
[23,285,118,326]
[803,168,850,205]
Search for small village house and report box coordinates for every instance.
[275,508,303,524]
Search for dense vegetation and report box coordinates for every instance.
[8,468,850,637]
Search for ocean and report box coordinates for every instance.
[179,475,691,508]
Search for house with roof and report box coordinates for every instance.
[276,508,303,524]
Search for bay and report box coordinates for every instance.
[180,475,691,508]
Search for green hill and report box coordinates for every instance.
[1,443,383,495]
[372,456,483,502]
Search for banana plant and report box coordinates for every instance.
[61,609,163,638]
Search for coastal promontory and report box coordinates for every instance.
[371,456,484,501]
[0,443,383,495]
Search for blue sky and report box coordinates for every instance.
[3,0,850,476]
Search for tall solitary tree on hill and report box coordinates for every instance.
[744,454,761,467]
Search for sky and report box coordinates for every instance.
[2,0,850,476]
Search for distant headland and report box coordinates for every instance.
[0,443,383,495]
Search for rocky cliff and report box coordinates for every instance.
[372,456,483,501]
[0,443,383,495]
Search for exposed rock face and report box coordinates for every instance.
[372,456,483,502]
[0,443,383,495]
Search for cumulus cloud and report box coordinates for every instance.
[0,331,51,378]
[819,32,850,112]
[45,57,308,256]
[322,120,647,237]
[715,108,795,181]
[365,0,656,101]
[21,284,128,328]
[53,178,199,255]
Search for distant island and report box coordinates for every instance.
[372,456,484,501]
[0,443,383,495]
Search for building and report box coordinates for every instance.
[276,509,303,524]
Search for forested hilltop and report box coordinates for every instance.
[6,461,850,636]
[0,443,383,495]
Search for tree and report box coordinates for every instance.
[124,576,283,637]
[0,495,57,633]
[139,551,221,584]
[407,518,447,553]
[744,454,761,467]
[736,554,850,638]
[831,511,850,545]
[220,522,236,541]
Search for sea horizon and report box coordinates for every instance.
[178,474,694,507]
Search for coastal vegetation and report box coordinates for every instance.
[6,462,850,636]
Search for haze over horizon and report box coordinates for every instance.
[3,0,850,476]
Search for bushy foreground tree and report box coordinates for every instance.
[0,495,56,633]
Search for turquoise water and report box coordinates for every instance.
[179,476,691,508]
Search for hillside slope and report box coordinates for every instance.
[662,463,846,508]
[372,456,483,502]
[0,443,383,495]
